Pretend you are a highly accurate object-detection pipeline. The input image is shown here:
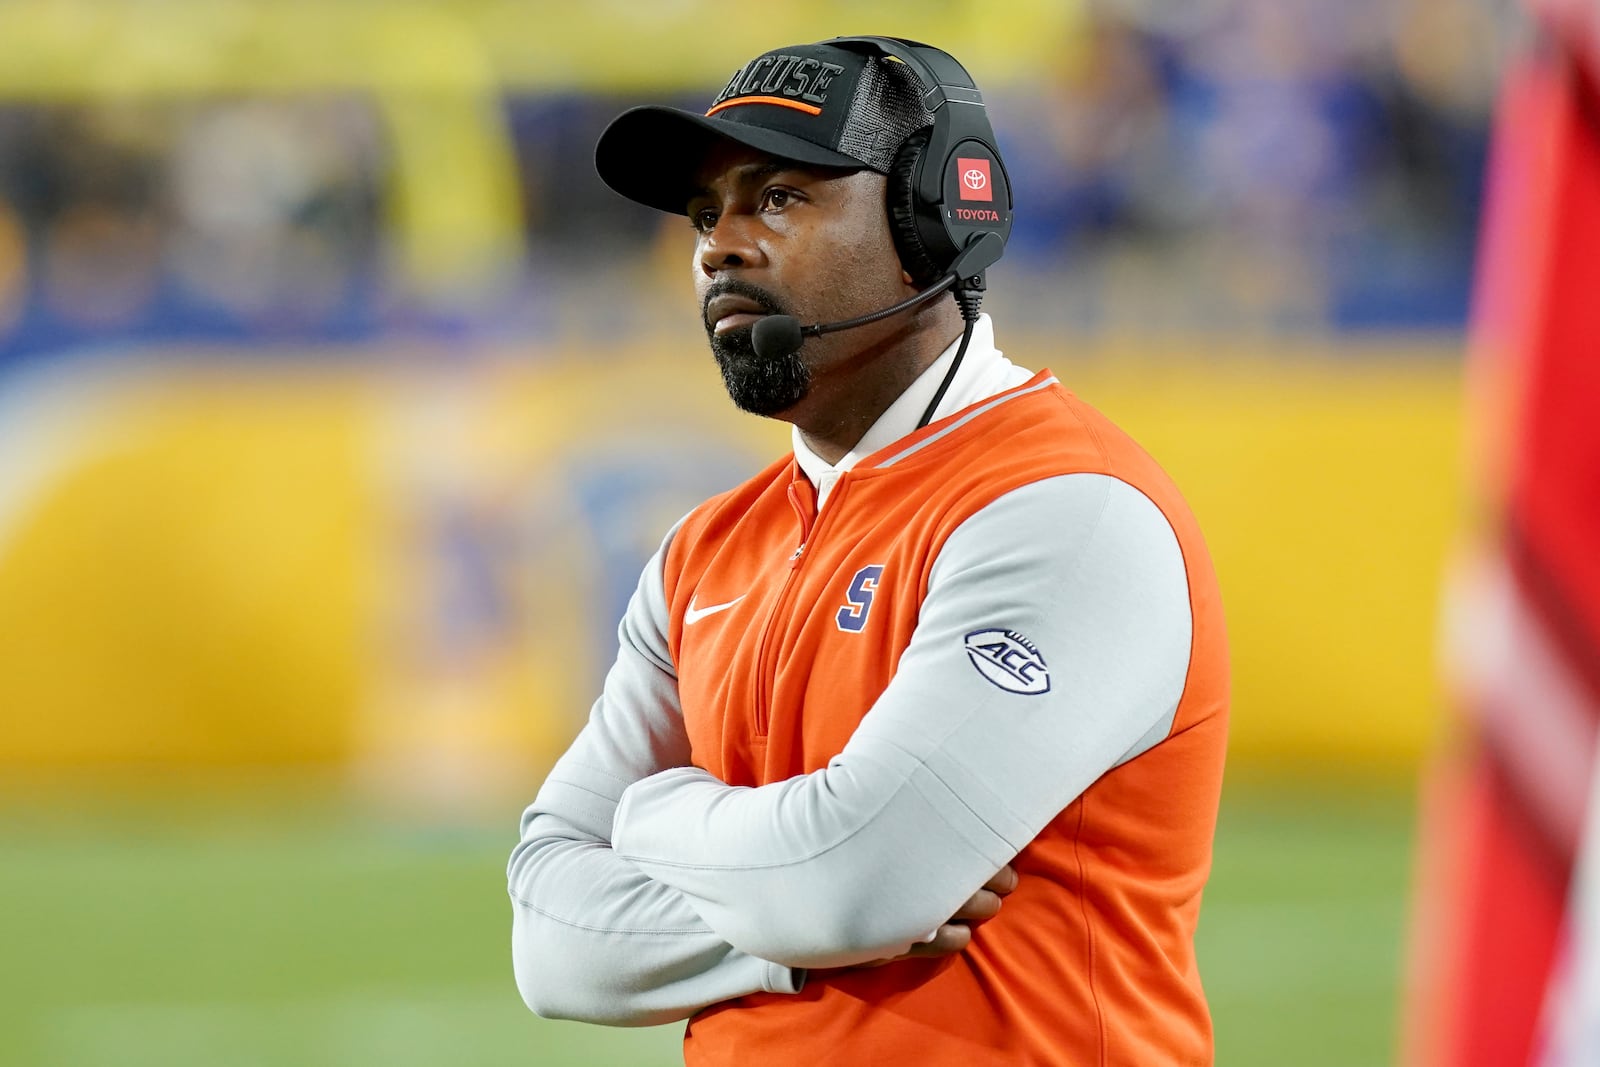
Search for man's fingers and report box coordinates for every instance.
[952,888,1003,923]
[949,866,1020,926]
[858,879,1020,968]
[929,923,972,954]
[986,865,1019,895]
[903,923,972,958]
[857,915,986,967]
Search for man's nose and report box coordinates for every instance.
[699,213,767,276]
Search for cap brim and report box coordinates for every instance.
[595,105,865,216]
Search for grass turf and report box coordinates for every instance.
[0,776,1415,1067]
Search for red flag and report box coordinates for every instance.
[1405,20,1600,1067]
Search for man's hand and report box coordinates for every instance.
[862,864,1019,966]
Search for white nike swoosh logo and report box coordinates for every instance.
[685,594,746,625]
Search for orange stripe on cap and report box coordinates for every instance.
[706,96,823,117]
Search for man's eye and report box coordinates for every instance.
[691,208,719,233]
[761,188,793,211]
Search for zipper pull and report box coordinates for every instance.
[789,543,805,568]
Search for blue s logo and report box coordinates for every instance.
[835,565,885,633]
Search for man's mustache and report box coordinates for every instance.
[701,278,790,329]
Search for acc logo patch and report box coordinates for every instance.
[963,629,1051,695]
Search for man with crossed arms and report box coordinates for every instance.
[509,38,1228,1066]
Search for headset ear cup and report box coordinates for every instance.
[887,130,945,289]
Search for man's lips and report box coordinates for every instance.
[714,312,765,335]
[706,293,771,335]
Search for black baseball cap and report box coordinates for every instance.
[595,41,932,216]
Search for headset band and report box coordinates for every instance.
[826,35,980,97]
[827,36,1002,206]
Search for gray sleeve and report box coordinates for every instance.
[507,520,801,1026]
[610,474,1192,969]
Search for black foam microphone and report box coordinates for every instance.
[749,232,1005,360]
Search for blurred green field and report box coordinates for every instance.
[0,776,1415,1067]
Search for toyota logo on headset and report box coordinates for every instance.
[956,156,993,202]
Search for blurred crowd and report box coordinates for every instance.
[993,0,1501,331]
[0,0,1508,367]
[0,99,387,367]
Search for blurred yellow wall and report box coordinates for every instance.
[0,363,378,766]
[0,339,1462,779]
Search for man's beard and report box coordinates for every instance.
[703,280,809,417]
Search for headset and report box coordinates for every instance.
[830,35,1013,290]
[750,37,1013,426]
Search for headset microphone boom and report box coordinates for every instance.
[749,231,1005,361]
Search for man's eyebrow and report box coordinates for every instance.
[688,161,813,202]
